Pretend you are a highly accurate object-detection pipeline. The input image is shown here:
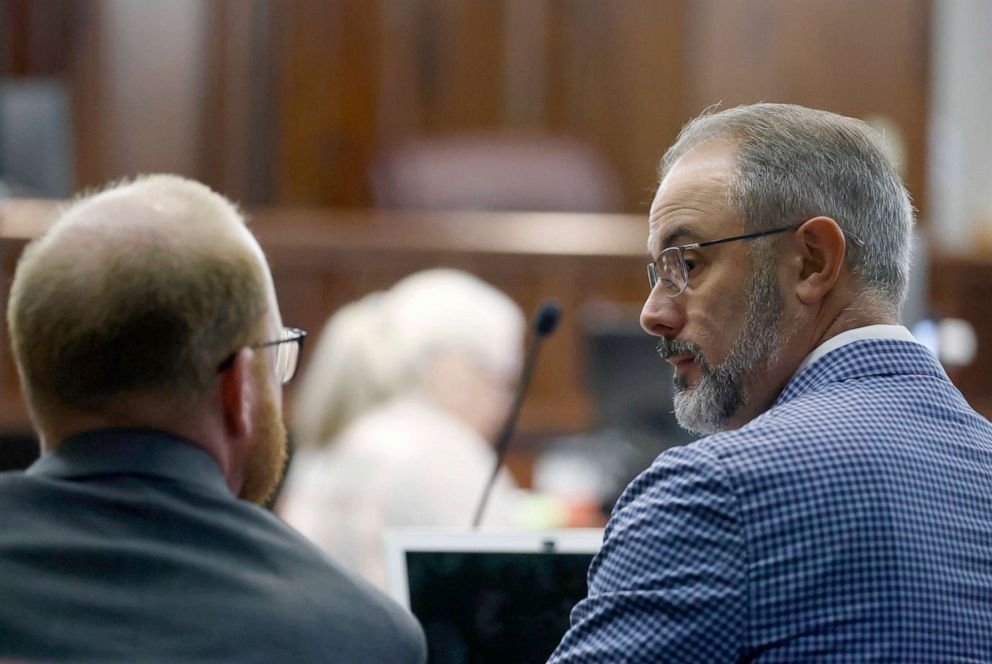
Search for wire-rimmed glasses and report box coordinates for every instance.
[646,224,864,297]
[219,326,307,384]
[253,326,307,384]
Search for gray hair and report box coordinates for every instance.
[660,103,914,310]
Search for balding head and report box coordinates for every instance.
[8,175,275,440]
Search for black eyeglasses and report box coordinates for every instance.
[647,224,864,296]
[219,326,307,384]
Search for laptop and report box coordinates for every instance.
[384,528,603,664]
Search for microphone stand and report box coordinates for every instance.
[471,300,560,528]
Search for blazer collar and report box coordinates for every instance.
[775,338,947,408]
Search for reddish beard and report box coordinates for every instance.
[238,358,289,505]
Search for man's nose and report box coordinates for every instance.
[640,288,685,338]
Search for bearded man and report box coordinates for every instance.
[550,104,992,662]
[0,175,426,662]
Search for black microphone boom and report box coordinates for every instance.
[471,299,561,528]
[534,301,561,336]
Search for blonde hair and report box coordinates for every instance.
[292,292,399,447]
[7,174,271,421]
[385,269,524,386]
[292,269,524,448]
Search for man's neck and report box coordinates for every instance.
[725,292,898,430]
[805,294,899,354]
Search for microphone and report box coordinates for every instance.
[471,299,562,528]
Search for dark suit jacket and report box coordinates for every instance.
[0,428,427,663]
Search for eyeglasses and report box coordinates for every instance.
[255,326,307,384]
[219,326,308,384]
[647,225,800,296]
[646,224,865,297]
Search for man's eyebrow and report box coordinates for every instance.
[650,224,703,254]
[648,225,701,260]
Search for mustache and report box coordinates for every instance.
[656,337,703,362]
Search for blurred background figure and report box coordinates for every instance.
[290,291,399,447]
[279,269,531,589]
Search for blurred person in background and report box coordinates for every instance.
[0,175,425,662]
[279,268,530,589]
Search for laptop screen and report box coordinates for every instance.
[384,529,602,664]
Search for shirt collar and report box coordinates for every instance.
[26,428,233,498]
[794,324,918,376]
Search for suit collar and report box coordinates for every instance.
[795,325,916,376]
[775,338,947,408]
[26,428,232,498]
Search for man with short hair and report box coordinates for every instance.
[0,175,426,662]
[550,104,992,661]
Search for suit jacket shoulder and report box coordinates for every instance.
[551,339,992,662]
[0,429,427,663]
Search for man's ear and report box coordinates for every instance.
[792,216,848,305]
[218,347,256,441]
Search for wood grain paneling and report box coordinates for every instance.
[545,0,687,209]
[0,0,76,76]
[200,0,280,204]
[270,0,928,213]
[273,0,382,206]
[682,0,931,212]
[4,0,934,215]
[0,0,105,189]
[929,253,992,418]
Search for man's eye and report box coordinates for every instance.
[684,259,698,273]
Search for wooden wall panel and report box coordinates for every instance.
[196,0,281,204]
[545,0,687,209]
[269,0,928,213]
[419,0,505,131]
[3,0,934,215]
[274,0,690,210]
[66,2,105,191]
[682,0,931,213]
[0,0,105,190]
[0,0,76,75]
[273,0,382,206]
[375,0,508,139]
[201,1,258,202]
[929,254,992,418]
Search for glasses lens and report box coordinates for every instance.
[281,341,300,384]
[271,328,299,384]
[647,263,659,290]
[658,247,686,295]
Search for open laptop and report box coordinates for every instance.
[384,528,603,664]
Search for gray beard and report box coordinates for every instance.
[657,261,787,435]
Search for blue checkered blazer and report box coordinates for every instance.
[550,339,992,662]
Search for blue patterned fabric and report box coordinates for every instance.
[550,339,992,662]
